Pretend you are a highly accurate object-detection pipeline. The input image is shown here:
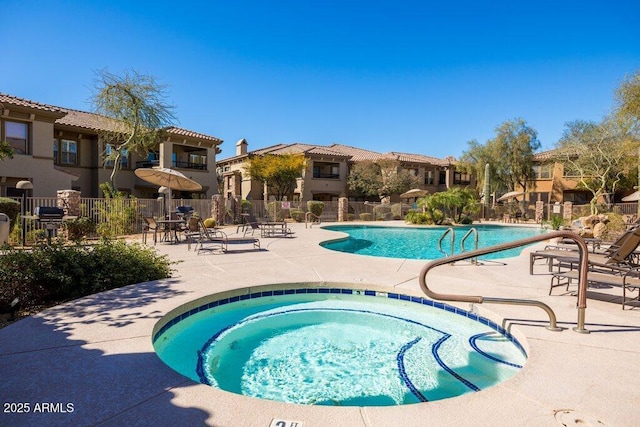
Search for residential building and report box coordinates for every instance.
[527,150,595,204]
[217,140,473,202]
[0,93,222,198]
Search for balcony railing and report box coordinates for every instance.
[134,160,206,170]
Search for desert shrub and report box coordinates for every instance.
[62,216,96,243]
[347,213,355,221]
[307,201,324,217]
[0,197,21,231]
[0,240,172,313]
[290,209,305,222]
[405,211,431,225]
[241,199,253,213]
[203,218,216,228]
[359,213,373,221]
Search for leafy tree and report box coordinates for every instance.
[418,188,479,224]
[245,154,306,200]
[459,118,540,197]
[92,69,177,190]
[0,140,14,160]
[347,159,419,200]
[615,70,640,134]
[551,119,633,214]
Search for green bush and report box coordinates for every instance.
[0,197,21,231]
[359,213,373,221]
[0,240,172,313]
[290,209,305,222]
[203,218,216,228]
[62,216,96,243]
[307,201,324,217]
[241,199,253,213]
[405,211,431,225]
[347,213,355,221]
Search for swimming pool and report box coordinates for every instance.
[153,284,527,406]
[320,224,547,260]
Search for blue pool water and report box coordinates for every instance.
[320,224,547,260]
[153,285,527,406]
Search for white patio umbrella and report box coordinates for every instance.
[134,167,203,213]
[400,188,429,199]
[622,190,640,202]
[496,191,525,202]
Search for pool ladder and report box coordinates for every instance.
[437,227,479,265]
[421,231,590,334]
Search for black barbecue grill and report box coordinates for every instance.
[34,207,65,243]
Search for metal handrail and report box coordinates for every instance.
[419,230,590,333]
[461,227,479,265]
[438,227,455,258]
[305,211,322,228]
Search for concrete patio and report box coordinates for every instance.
[1,222,639,426]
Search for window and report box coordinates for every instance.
[439,171,446,185]
[4,120,29,154]
[312,162,340,179]
[424,170,434,185]
[105,144,129,168]
[53,139,78,165]
[453,172,470,185]
[533,164,552,179]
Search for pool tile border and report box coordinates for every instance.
[152,286,526,357]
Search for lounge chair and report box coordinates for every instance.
[530,227,640,274]
[195,219,261,254]
[184,217,203,250]
[237,212,262,236]
[549,264,640,309]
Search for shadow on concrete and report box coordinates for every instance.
[0,279,214,426]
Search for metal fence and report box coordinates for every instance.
[4,196,639,245]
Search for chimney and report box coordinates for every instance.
[236,138,248,156]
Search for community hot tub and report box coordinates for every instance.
[152,283,527,406]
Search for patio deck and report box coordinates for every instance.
[1,221,639,426]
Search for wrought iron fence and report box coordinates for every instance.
[4,196,638,246]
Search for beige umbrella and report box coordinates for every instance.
[400,188,429,199]
[497,191,524,202]
[622,190,640,202]
[135,167,203,213]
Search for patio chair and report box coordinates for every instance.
[238,212,262,236]
[195,219,261,254]
[142,216,160,245]
[184,217,203,250]
[549,263,640,309]
[530,227,640,274]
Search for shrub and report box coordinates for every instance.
[405,211,431,225]
[307,201,324,217]
[62,216,96,243]
[391,203,404,219]
[203,218,216,228]
[290,209,305,222]
[0,240,172,313]
[0,197,21,231]
[347,213,355,221]
[359,213,373,221]
[241,199,252,213]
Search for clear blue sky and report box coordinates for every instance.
[2,1,639,160]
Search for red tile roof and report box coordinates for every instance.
[0,93,66,115]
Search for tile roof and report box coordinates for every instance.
[533,149,556,161]
[55,109,124,132]
[1,92,222,144]
[0,93,66,115]
[388,151,451,166]
[165,127,222,144]
[328,144,385,161]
